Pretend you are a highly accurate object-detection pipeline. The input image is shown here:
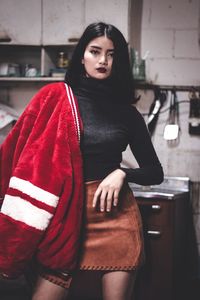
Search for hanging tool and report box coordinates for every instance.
[163,89,180,140]
[147,88,167,135]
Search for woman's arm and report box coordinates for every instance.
[120,106,164,185]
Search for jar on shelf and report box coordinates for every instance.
[57,52,69,68]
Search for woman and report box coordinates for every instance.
[65,22,163,300]
[0,22,163,300]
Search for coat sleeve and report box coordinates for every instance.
[0,112,44,278]
[0,112,36,203]
[0,84,73,278]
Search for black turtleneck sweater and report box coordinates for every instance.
[73,77,163,185]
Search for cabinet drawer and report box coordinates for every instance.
[136,226,174,300]
[136,198,174,227]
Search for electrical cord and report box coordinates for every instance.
[141,100,190,116]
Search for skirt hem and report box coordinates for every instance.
[79,265,139,271]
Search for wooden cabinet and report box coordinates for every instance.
[0,0,129,112]
[0,0,82,86]
[134,193,189,300]
[0,44,75,79]
[85,0,129,41]
[0,44,76,114]
[0,0,129,46]
[42,0,85,45]
[0,0,84,46]
[0,0,42,45]
[42,0,129,45]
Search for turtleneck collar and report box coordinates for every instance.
[73,76,124,105]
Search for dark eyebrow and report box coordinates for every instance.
[89,45,114,52]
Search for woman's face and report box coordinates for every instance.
[82,36,114,80]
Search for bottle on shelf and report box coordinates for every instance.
[132,49,146,81]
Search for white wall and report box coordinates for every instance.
[124,0,200,182]
[141,0,200,85]
[129,0,200,275]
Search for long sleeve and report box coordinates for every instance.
[120,106,164,185]
[0,83,82,278]
[0,86,62,277]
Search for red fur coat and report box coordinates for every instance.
[0,82,83,278]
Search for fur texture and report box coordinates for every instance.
[0,82,83,278]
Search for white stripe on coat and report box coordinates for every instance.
[65,83,81,143]
[9,176,59,208]
[1,195,53,230]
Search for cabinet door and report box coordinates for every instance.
[85,0,129,41]
[0,0,42,45]
[42,0,85,45]
[135,198,174,300]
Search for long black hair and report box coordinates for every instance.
[65,22,135,104]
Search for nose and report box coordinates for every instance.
[99,54,107,65]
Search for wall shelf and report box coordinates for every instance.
[134,81,200,92]
[0,76,64,82]
[0,44,74,80]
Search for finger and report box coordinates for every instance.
[106,189,114,212]
[100,189,108,212]
[113,188,120,206]
[92,187,101,208]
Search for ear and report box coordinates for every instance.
[81,58,84,64]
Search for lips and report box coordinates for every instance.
[96,67,107,73]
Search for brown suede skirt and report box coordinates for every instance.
[27,180,144,290]
[77,180,144,271]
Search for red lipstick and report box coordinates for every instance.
[97,67,106,73]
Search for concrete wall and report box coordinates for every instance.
[139,1,200,180]
[141,0,200,85]
[125,0,200,276]
[124,0,200,180]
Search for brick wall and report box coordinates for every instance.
[131,0,200,277]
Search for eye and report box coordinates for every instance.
[108,52,114,58]
[90,49,99,55]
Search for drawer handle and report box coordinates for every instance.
[151,204,161,210]
[147,230,161,236]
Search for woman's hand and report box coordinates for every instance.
[92,169,126,212]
